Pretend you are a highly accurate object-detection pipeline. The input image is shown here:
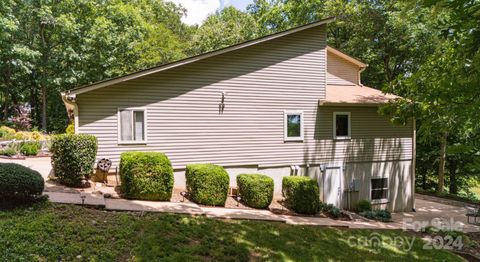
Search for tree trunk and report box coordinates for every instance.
[2,89,8,121]
[41,85,47,131]
[449,161,458,194]
[437,131,448,193]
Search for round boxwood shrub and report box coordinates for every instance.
[20,141,40,156]
[237,174,273,209]
[357,199,372,212]
[120,152,174,201]
[282,176,320,215]
[0,163,44,204]
[186,164,229,206]
[50,134,97,187]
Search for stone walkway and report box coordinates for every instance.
[44,191,408,230]
[44,191,480,232]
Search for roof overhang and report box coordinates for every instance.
[319,85,399,106]
[66,17,336,96]
[326,46,368,68]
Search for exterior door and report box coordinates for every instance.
[323,166,343,208]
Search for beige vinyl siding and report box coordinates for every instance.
[77,25,412,169]
[327,51,360,85]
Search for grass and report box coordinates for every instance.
[0,202,464,261]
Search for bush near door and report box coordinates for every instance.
[0,163,44,205]
[282,176,320,215]
[50,134,97,187]
[237,174,274,209]
[186,164,229,206]
[119,152,174,201]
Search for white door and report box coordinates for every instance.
[323,166,343,207]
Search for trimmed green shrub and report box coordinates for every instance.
[357,199,372,212]
[120,152,174,201]
[320,203,342,218]
[282,176,320,215]
[20,141,40,156]
[50,134,97,187]
[359,209,392,222]
[237,174,273,209]
[0,163,44,204]
[186,164,229,206]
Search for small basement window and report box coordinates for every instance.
[371,177,388,202]
[118,108,146,143]
[334,112,351,139]
[284,111,304,141]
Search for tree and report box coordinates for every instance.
[189,6,259,55]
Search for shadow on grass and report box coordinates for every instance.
[134,214,463,261]
[0,204,464,261]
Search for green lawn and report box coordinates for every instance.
[0,203,464,261]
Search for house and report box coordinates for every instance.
[62,17,415,212]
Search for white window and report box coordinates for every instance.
[284,111,304,141]
[371,177,388,202]
[118,108,146,143]
[333,112,351,139]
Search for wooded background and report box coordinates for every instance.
[1,0,479,196]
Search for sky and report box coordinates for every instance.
[169,0,255,25]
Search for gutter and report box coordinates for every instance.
[61,92,79,134]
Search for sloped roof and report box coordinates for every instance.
[320,85,399,106]
[65,17,336,96]
[326,46,367,68]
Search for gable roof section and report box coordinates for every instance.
[326,46,367,68]
[65,17,336,96]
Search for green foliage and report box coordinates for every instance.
[320,203,341,218]
[0,147,17,157]
[65,123,75,134]
[0,126,15,140]
[119,152,174,201]
[236,174,274,209]
[19,141,40,156]
[185,164,229,206]
[0,0,190,132]
[282,176,319,215]
[190,6,259,54]
[360,209,392,222]
[357,199,372,212]
[0,163,44,204]
[50,134,97,187]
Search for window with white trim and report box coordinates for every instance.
[118,109,146,143]
[284,111,304,141]
[371,177,388,201]
[334,112,351,139]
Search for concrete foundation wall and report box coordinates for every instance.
[172,159,413,212]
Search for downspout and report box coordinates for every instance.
[412,118,416,211]
[61,92,79,134]
[358,66,367,86]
